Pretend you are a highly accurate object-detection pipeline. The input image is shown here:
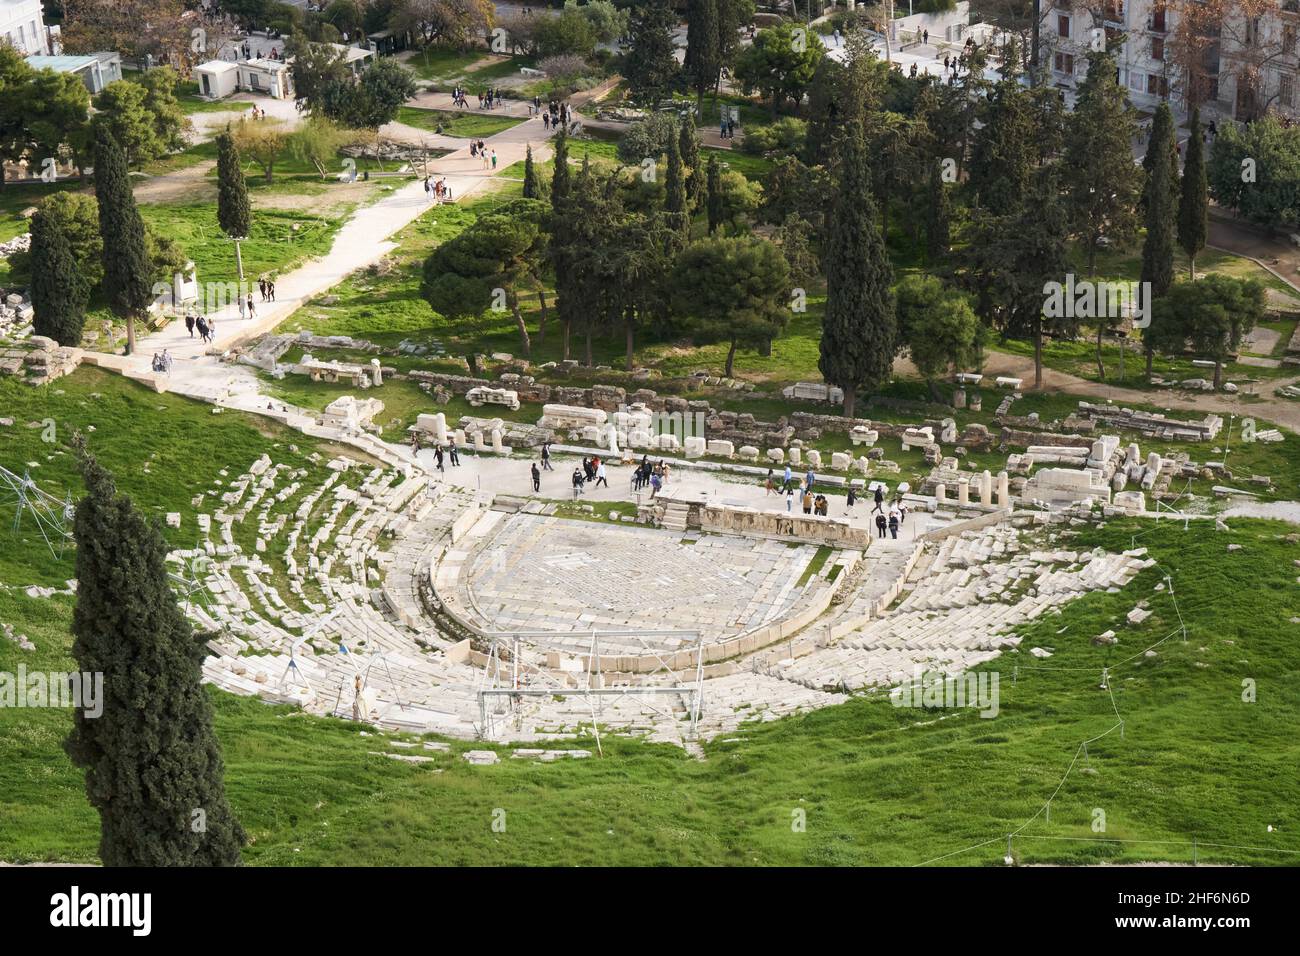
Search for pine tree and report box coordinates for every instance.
[679,114,703,210]
[819,116,896,419]
[665,128,689,236]
[623,0,679,106]
[686,0,720,107]
[523,143,539,199]
[969,76,1035,217]
[92,125,152,356]
[706,153,722,236]
[1140,101,1178,378]
[30,207,90,347]
[1178,107,1208,279]
[65,446,246,866]
[216,128,251,281]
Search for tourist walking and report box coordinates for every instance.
[434,444,445,472]
[246,293,256,320]
[765,469,774,496]
[449,438,460,466]
[267,280,276,302]
[541,441,553,470]
[594,461,607,488]
[572,467,585,495]
[185,313,195,338]
[875,513,888,539]
[531,462,541,492]
[782,463,793,493]
[872,486,885,514]
[888,511,900,539]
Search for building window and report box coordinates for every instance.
[1281,74,1296,109]
[1058,15,1070,39]
[1151,37,1164,61]
[1055,52,1075,75]
[1147,74,1169,98]
[1152,6,1166,32]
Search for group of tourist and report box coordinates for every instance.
[423,176,453,203]
[540,100,574,133]
[410,431,461,472]
[469,140,497,169]
[258,277,277,301]
[184,312,216,343]
[150,350,173,374]
[477,88,504,110]
[569,455,608,493]
[631,456,669,497]
[237,294,257,321]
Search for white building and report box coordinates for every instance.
[1039,0,1300,121]
[0,0,49,56]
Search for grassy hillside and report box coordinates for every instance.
[2,372,1297,865]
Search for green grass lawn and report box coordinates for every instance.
[396,106,525,139]
[404,46,490,82]
[138,202,352,287]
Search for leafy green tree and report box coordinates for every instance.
[734,21,825,118]
[286,116,356,178]
[965,169,1073,390]
[1150,275,1265,390]
[422,199,549,358]
[1207,113,1300,234]
[670,236,791,377]
[1140,101,1178,378]
[286,39,352,113]
[30,207,90,346]
[819,115,895,419]
[623,0,678,106]
[137,66,188,155]
[66,447,247,866]
[1064,48,1141,278]
[895,275,981,400]
[19,67,92,178]
[216,129,251,280]
[534,5,598,58]
[0,45,35,189]
[706,152,722,235]
[93,82,162,164]
[616,112,679,166]
[324,56,417,131]
[1178,107,1209,278]
[969,74,1035,216]
[685,0,720,106]
[93,125,152,355]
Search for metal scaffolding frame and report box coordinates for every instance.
[0,464,74,559]
[476,628,705,746]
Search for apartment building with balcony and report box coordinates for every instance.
[1039,1,1299,120]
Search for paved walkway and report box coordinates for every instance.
[106,111,558,391]
[418,447,926,553]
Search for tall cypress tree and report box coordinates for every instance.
[65,446,246,866]
[93,125,152,356]
[819,116,896,419]
[523,143,539,199]
[30,207,89,347]
[551,127,571,214]
[665,128,689,236]
[623,0,679,106]
[969,76,1036,217]
[216,128,251,281]
[924,158,951,267]
[679,114,702,209]
[686,0,720,107]
[1178,107,1208,279]
[1140,101,1178,378]
[706,152,722,236]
